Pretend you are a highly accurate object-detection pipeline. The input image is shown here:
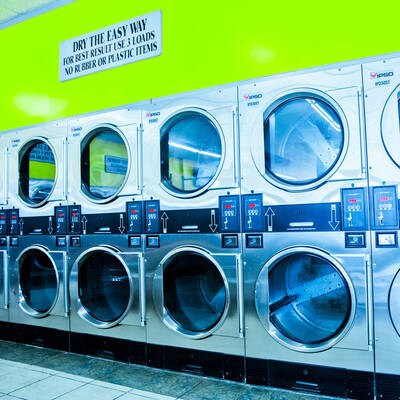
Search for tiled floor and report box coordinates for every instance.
[0,340,343,400]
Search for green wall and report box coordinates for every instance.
[0,0,399,131]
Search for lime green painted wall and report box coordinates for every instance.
[0,0,399,131]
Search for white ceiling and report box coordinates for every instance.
[0,0,75,29]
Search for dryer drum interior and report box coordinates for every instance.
[81,127,129,201]
[19,249,58,314]
[160,111,223,194]
[19,139,56,205]
[267,252,352,345]
[78,250,131,323]
[163,251,227,333]
[263,96,344,186]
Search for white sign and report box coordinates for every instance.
[59,10,162,81]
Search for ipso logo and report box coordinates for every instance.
[244,94,262,100]
[146,112,160,117]
[370,71,394,79]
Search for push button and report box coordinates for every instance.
[376,232,397,247]
[146,235,160,248]
[222,235,238,248]
[56,236,67,247]
[0,237,6,246]
[345,232,365,248]
[129,236,141,248]
[70,236,81,248]
[10,237,19,247]
[246,234,263,248]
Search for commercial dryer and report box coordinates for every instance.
[0,132,10,330]
[143,87,244,380]
[363,56,400,399]
[239,64,374,399]
[67,106,147,362]
[6,121,70,349]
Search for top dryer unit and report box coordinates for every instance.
[239,65,365,203]
[0,132,10,208]
[67,106,145,233]
[7,121,68,220]
[142,86,239,209]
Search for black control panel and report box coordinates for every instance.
[54,206,68,235]
[341,188,367,231]
[0,210,8,235]
[242,194,264,232]
[219,195,240,233]
[9,209,20,235]
[126,201,143,234]
[69,205,82,234]
[144,200,160,234]
[371,186,399,230]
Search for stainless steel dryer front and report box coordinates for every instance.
[363,55,400,399]
[8,235,68,349]
[239,63,374,399]
[68,235,146,363]
[143,86,244,379]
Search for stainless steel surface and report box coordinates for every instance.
[239,64,374,372]
[68,234,146,342]
[363,56,400,376]
[146,233,244,356]
[8,235,68,331]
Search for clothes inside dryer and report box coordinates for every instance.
[78,251,130,323]
[19,140,56,204]
[163,251,226,333]
[160,111,222,194]
[81,128,128,200]
[19,249,57,313]
[264,97,344,185]
[267,252,351,345]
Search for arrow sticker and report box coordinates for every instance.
[265,207,275,232]
[48,216,53,235]
[161,212,169,233]
[209,209,218,233]
[328,204,340,231]
[81,216,88,234]
[118,213,125,234]
[19,218,24,235]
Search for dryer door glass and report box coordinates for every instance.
[81,129,128,200]
[264,97,344,185]
[78,251,130,323]
[268,253,351,345]
[19,249,58,313]
[160,111,222,194]
[19,140,56,205]
[163,252,226,333]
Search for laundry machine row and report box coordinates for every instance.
[1,53,400,399]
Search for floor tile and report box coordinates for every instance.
[116,393,168,400]
[54,371,93,383]
[131,388,180,399]
[56,383,124,400]
[135,371,202,397]
[180,379,245,400]
[235,386,272,400]
[10,375,84,400]
[91,380,131,392]
[0,368,49,394]
[0,341,58,365]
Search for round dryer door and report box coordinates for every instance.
[389,269,400,336]
[74,248,132,328]
[255,247,355,352]
[263,94,346,190]
[156,248,228,338]
[81,127,129,202]
[18,247,58,317]
[19,139,56,206]
[160,110,223,196]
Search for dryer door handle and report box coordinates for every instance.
[236,255,244,338]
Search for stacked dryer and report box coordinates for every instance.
[239,65,374,399]
[0,132,10,331]
[7,121,70,350]
[363,56,400,399]
[142,87,245,380]
[66,106,147,364]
